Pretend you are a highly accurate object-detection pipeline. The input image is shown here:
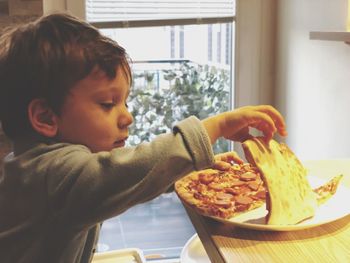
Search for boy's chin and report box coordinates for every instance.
[87,144,115,153]
[113,141,126,148]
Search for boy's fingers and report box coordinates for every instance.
[215,151,244,164]
[248,112,276,137]
[255,105,288,137]
[225,151,244,164]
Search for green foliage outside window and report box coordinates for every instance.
[128,62,231,153]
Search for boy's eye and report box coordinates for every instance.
[100,102,115,109]
[125,103,129,108]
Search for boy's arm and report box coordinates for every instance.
[45,116,215,228]
[44,105,286,228]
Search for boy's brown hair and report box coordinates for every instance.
[0,12,131,140]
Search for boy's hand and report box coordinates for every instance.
[214,151,243,164]
[212,151,244,170]
[202,105,287,144]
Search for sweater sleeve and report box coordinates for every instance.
[35,116,215,228]
[174,116,214,170]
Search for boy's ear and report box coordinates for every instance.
[28,98,58,138]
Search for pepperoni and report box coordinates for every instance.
[193,192,204,200]
[213,199,232,208]
[224,188,240,195]
[199,173,215,184]
[254,190,266,199]
[230,180,245,187]
[225,185,251,195]
[216,192,234,200]
[208,182,225,191]
[235,196,253,205]
[237,186,252,194]
[248,181,260,191]
[240,172,257,181]
[196,184,207,192]
[235,203,250,212]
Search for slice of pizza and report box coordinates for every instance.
[313,174,343,205]
[242,138,318,225]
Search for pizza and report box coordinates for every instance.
[175,160,267,219]
[242,138,343,225]
[313,174,343,205]
[176,139,343,225]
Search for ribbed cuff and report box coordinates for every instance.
[173,116,215,170]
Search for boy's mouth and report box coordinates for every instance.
[114,137,128,147]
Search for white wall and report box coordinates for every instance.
[43,0,85,19]
[233,0,278,156]
[275,0,350,160]
[235,0,276,108]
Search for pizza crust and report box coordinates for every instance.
[242,138,318,225]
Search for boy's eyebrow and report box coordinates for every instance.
[91,85,131,98]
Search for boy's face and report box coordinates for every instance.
[55,66,133,153]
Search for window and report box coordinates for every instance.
[66,0,235,260]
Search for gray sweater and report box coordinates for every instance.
[0,116,215,263]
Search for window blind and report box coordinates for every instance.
[86,0,235,28]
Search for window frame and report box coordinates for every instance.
[80,0,235,28]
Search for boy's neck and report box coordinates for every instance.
[13,135,54,156]
[13,139,36,156]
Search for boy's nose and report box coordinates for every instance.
[118,110,133,129]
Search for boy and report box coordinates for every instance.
[0,13,287,263]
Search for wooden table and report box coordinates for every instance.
[184,159,350,263]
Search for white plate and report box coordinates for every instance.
[210,175,350,231]
[180,234,210,263]
[92,248,146,263]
